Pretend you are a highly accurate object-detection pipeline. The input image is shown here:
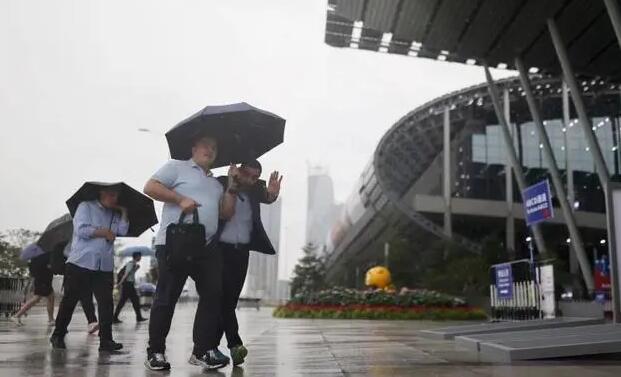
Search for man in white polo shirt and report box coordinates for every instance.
[143,134,237,371]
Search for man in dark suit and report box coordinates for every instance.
[216,160,282,366]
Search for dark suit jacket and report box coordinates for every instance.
[217,176,276,255]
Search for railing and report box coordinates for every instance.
[0,277,30,317]
[489,259,542,321]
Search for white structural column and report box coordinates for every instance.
[563,82,579,275]
[548,19,610,188]
[504,88,516,256]
[443,106,452,238]
[548,17,619,322]
[516,57,594,292]
[604,0,621,51]
[484,64,547,256]
[563,82,576,206]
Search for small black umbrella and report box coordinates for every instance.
[66,182,158,237]
[166,102,286,167]
[37,213,73,252]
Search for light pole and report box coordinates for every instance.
[525,236,534,265]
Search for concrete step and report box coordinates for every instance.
[476,324,621,362]
[418,317,604,340]
[455,322,612,352]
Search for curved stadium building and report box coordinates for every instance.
[326,76,620,284]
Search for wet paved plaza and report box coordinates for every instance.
[1,303,621,376]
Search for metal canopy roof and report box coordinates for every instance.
[325,0,621,80]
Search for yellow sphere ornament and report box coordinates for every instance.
[365,266,392,289]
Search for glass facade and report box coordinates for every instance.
[453,86,621,214]
[327,76,619,261]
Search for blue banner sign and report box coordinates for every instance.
[495,264,513,299]
[523,179,554,226]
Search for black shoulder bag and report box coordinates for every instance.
[165,209,206,270]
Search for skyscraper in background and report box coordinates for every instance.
[242,197,282,301]
[306,166,341,255]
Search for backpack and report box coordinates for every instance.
[116,264,128,284]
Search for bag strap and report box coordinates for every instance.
[177,208,200,224]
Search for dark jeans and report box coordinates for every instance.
[114,282,141,320]
[62,275,97,323]
[54,263,114,341]
[216,243,250,348]
[147,244,223,356]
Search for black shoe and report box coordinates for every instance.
[145,352,171,371]
[136,317,148,322]
[50,335,66,349]
[188,349,230,369]
[112,318,122,324]
[230,345,248,366]
[99,340,123,352]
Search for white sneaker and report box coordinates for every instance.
[9,316,23,327]
[87,322,99,334]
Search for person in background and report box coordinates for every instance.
[11,245,55,326]
[113,251,147,323]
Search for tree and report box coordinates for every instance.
[290,243,326,297]
[0,232,30,278]
[419,235,507,296]
[3,228,41,249]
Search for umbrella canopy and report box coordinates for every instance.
[66,182,158,237]
[117,245,155,258]
[166,102,285,168]
[19,243,46,261]
[138,282,156,294]
[37,213,73,252]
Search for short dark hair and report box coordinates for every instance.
[132,252,141,259]
[242,159,262,173]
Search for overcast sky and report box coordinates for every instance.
[0,0,513,279]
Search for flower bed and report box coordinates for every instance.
[273,287,487,320]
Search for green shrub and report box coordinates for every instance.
[272,305,487,321]
[289,286,466,308]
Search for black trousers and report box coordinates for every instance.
[62,275,97,324]
[216,243,250,348]
[113,282,141,320]
[147,245,223,356]
[81,293,98,324]
[53,263,114,341]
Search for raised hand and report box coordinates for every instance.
[228,163,240,189]
[267,171,283,199]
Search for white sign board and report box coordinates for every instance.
[538,264,555,319]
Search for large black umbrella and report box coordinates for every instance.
[37,213,73,252]
[166,102,285,167]
[66,182,157,237]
